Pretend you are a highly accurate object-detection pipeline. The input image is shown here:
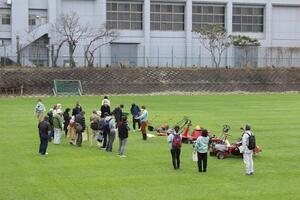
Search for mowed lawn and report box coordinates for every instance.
[0,94,299,200]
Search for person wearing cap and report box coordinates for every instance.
[34,99,46,122]
[167,125,182,170]
[75,111,86,147]
[90,110,101,146]
[194,129,209,173]
[136,106,148,140]
[53,109,64,144]
[241,124,254,175]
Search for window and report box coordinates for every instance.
[150,3,184,31]
[233,6,264,32]
[192,5,225,31]
[29,15,36,26]
[107,1,143,30]
[1,14,11,25]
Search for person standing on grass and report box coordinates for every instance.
[136,106,148,140]
[100,101,111,118]
[101,96,111,107]
[63,108,71,137]
[38,116,51,155]
[75,111,86,147]
[34,99,46,122]
[194,129,209,173]
[72,102,82,117]
[90,110,101,146]
[130,103,141,131]
[53,110,63,144]
[106,115,117,152]
[167,125,182,170]
[242,124,254,176]
[112,104,124,124]
[118,116,130,157]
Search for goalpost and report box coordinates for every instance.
[53,79,83,96]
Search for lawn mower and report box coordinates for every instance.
[148,116,191,136]
[209,125,262,159]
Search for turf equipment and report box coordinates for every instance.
[53,79,83,96]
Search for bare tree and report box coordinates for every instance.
[53,12,89,67]
[85,25,118,67]
[194,24,231,68]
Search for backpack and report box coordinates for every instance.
[172,134,182,149]
[99,118,112,133]
[247,132,256,150]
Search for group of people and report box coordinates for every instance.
[35,97,148,158]
[167,124,255,175]
[36,97,255,175]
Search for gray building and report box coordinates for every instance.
[1,0,300,67]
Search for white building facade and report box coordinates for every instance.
[1,0,300,67]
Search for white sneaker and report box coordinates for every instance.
[120,155,126,158]
[45,152,49,155]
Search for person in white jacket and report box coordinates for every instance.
[242,124,254,175]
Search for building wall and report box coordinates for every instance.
[1,0,300,67]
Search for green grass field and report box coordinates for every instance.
[0,94,299,200]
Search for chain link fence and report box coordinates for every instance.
[1,44,300,68]
[1,67,300,96]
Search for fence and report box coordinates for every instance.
[1,67,300,96]
[1,44,300,68]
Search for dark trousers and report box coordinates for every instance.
[132,118,141,130]
[39,137,48,154]
[197,152,207,172]
[170,148,181,169]
[102,130,108,148]
[76,132,82,146]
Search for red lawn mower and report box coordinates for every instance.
[209,125,262,159]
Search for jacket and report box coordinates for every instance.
[118,121,130,139]
[242,130,253,154]
[75,113,86,132]
[38,120,51,139]
[53,114,63,129]
[194,136,209,153]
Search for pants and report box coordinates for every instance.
[170,148,181,169]
[243,152,254,174]
[39,137,48,154]
[76,132,83,146]
[64,124,68,137]
[118,138,127,155]
[36,114,44,122]
[197,152,208,172]
[53,128,62,144]
[141,121,147,140]
[132,118,141,130]
[90,130,99,146]
[102,130,108,148]
[106,131,115,152]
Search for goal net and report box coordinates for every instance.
[53,79,83,96]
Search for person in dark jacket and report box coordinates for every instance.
[72,102,82,117]
[38,116,52,155]
[47,108,54,142]
[63,108,71,137]
[112,104,124,124]
[100,103,111,118]
[130,103,141,131]
[118,116,130,157]
[75,111,86,147]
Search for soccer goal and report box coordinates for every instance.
[53,79,83,96]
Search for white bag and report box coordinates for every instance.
[192,151,198,162]
[82,131,88,141]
